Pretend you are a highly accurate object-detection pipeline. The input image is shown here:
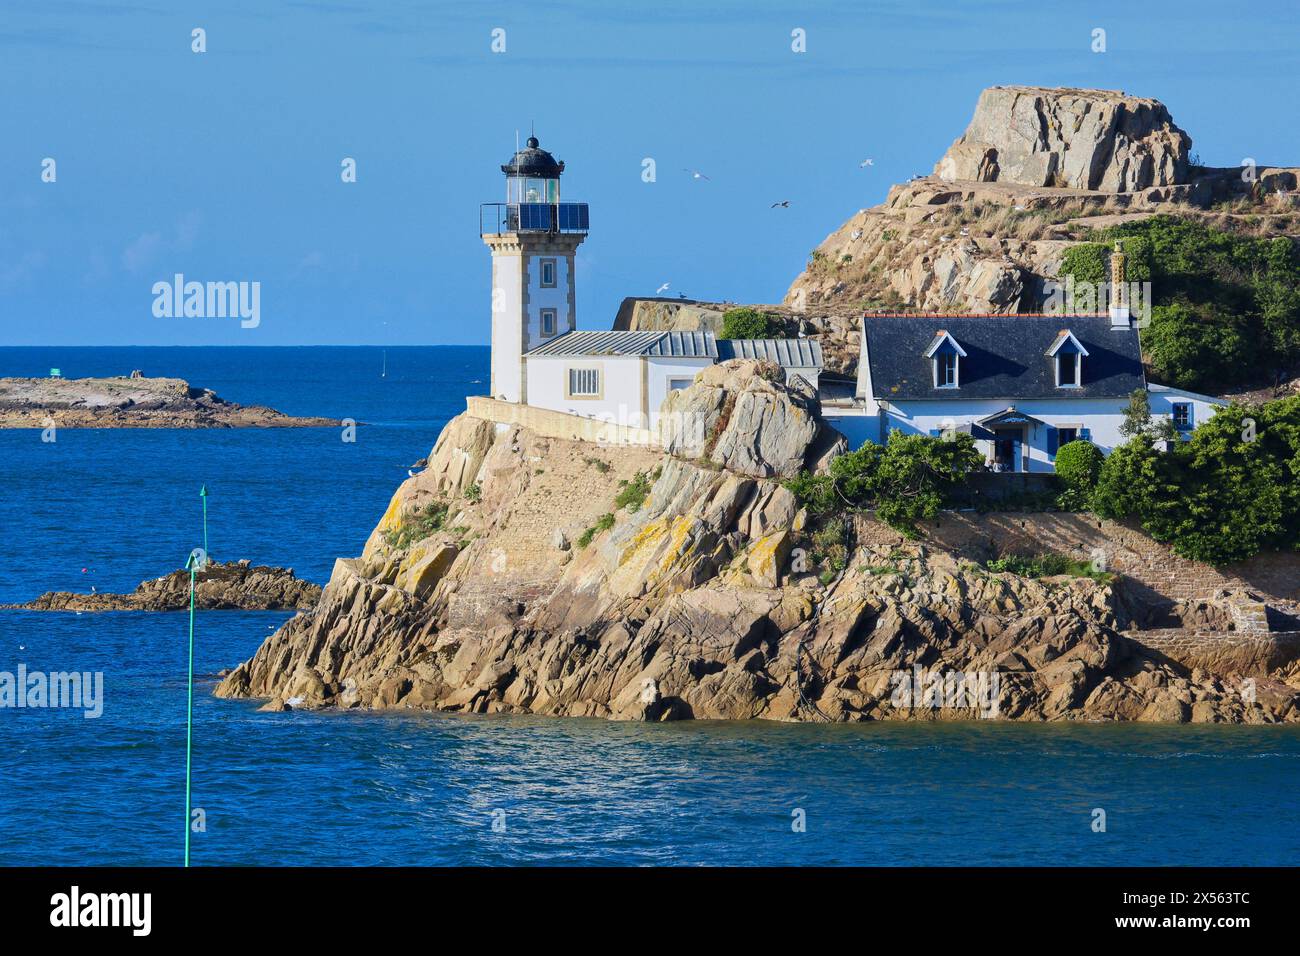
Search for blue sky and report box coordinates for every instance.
[2,0,1298,346]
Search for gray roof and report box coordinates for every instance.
[861,314,1145,400]
[717,338,823,367]
[526,330,718,357]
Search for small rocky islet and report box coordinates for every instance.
[6,560,320,612]
[0,372,341,428]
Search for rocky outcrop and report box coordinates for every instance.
[935,86,1191,192]
[660,360,843,478]
[0,375,341,428]
[783,85,1300,316]
[6,561,321,611]
[216,368,1300,723]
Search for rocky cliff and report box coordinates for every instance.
[217,362,1300,723]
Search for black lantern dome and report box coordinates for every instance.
[501,136,565,178]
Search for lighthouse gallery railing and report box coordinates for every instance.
[480,202,590,236]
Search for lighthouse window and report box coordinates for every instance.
[568,368,600,397]
[540,259,557,288]
[540,309,557,336]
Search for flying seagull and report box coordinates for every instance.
[859,158,874,167]
[771,200,791,208]
[683,168,710,181]
[655,282,670,294]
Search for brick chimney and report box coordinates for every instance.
[1109,240,1131,328]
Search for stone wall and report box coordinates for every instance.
[855,510,1300,606]
[1124,629,1300,675]
[465,396,658,447]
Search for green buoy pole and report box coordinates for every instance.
[200,484,209,555]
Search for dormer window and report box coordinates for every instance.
[924,330,966,389]
[1047,330,1088,389]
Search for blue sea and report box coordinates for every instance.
[1,347,1298,866]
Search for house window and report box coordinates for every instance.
[1172,402,1192,431]
[567,367,600,397]
[540,259,557,288]
[1057,427,1079,447]
[540,309,557,337]
[1056,353,1081,387]
[936,351,958,388]
[668,377,693,391]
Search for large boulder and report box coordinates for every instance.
[935,86,1191,192]
[659,359,838,478]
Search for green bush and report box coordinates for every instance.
[614,470,655,513]
[1054,440,1104,509]
[463,482,482,503]
[1144,300,1254,390]
[985,552,1109,581]
[383,500,449,549]
[577,513,616,548]
[721,307,783,340]
[1092,396,1300,564]
[809,515,853,573]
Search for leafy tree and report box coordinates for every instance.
[721,308,783,339]
[871,432,984,534]
[1093,397,1300,564]
[784,431,982,537]
[1144,301,1253,390]
[1119,388,1154,439]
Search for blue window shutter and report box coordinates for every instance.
[929,429,941,437]
[1046,427,1058,458]
[1187,404,1195,428]
[1079,427,1092,442]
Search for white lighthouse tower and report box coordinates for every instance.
[481,134,589,403]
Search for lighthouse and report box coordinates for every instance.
[480,134,590,403]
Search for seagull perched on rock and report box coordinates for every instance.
[683,168,710,181]
[655,282,670,294]
[771,200,791,208]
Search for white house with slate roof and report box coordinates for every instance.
[481,133,824,432]
[827,309,1227,473]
